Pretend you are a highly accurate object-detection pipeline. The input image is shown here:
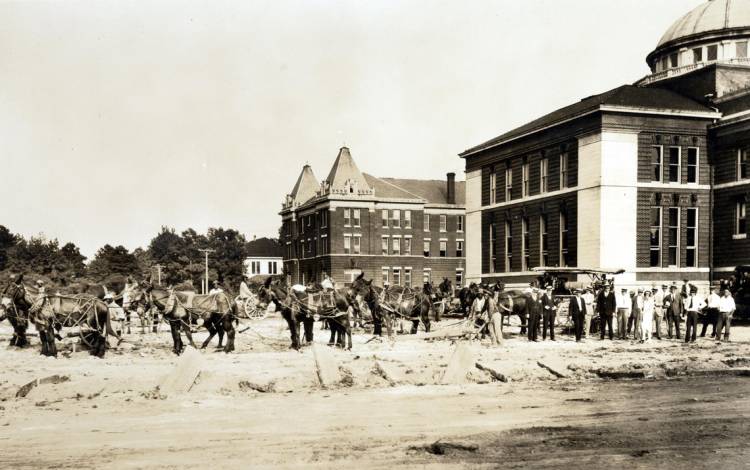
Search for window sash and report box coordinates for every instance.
[404,238,412,255]
[404,269,412,288]
[686,148,698,184]
[560,153,568,189]
[456,241,463,257]
[439,215,447,232]
[540,159,548,193]
[344,236,351,254]
[489,224,496,273]
[353,209,361,227]
[505,168,513,201]
[382,210,388,228]
[489,172,497,204]
[344,209,351,226]
[353,236,361,254]
[404,211,412,229]
[668,147,680,183]
[392,210,400,228]
[392,238,400,255]
[424,214,430,231]
[522,163,529,197]
[393,269,401,286]
[505,221,512,272]
[739,149,749,180]
[667,207,679,266]
[439,241,447,257]
[423,241,430,257]
[738,202,748,235]
[522,218,529,271]
[649,207,662,267]
[686,208,697,268]
[457,215,464,232]
[381,237,389,255]
[652,146,663,182]
[559,212,568,267]
[382,268,389,285]
[539,215,548,267]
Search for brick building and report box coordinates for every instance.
[461,0,750,289]
[280,147,466,288]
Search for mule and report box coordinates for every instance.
[350,275,393,337]
[1,282,31,348]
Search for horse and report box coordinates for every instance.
[1,281,31,348]
[379,283,432,334]
[138,283,237,355]
[457,283,480,317]
[31,293,121,357]
[494,289,530,334]
[350,275,392,337]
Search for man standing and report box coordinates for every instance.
[652,285,667,340]
[597,285,616,340]
[616,288,631,340]
[569,288,587,342]
[525,288,543,342]
[209,280,224,295]
[683,286,705,343]
[664,285,683,339]
[582,288,595,338]
[716,289,736,342]
[701,286,721,338]
[630,288,644,340]
[541,285,557,341]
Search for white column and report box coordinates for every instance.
[465,169,482,284]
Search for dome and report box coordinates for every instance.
[658,0,750,48]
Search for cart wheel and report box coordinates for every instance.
[244,297,267,320]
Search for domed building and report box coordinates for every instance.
[461,0,750,290]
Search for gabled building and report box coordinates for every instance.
[461,0,750,289]
[280,147,466,288]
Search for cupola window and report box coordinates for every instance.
[707,44,718,61]
[737,41,748,59]
[669,53,678,68]
[693,47,703,63]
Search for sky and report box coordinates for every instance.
[0,0,705,258]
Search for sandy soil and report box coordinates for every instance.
[0,317,749,469]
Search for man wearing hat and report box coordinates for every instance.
[664,285,683,339]
[209,280,224,295]
[582,288,595,338]
[629,288,644,340]
[653,284,668,340]
[615,288,631,340]
[525,288,543,342]
[701,285,721,338]
[569,288,587,342]
[596,284,616,340]
[683,285,705,343]
[541,285,557,341]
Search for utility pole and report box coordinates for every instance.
[153,264,164,286]
[198,249,215,294]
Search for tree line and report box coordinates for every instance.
[0,225,281,293]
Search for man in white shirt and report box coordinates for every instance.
[701,286,721,338]
[683,286,706,343]
[615,288,631,340]
[716,290,736,342]
[652,285,666,340]
[209,281,224,295]
[581,288,595,338]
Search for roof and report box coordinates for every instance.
[245,237,283,257]
[289,165,319,204]
[460,85,716,157]
[325,147,371,193]
[365,174,466,205]
[532,267,626,276]
[658,0,750,48]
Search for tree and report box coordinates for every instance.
[147,227,188,285]
[58,242,87,277]
[88,245,139,280]
[0,225,19,271]
[206,227,247,292]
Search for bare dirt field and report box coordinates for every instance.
[1,317,749,469]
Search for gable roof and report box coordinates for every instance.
[325,147,371,193]
[460,85,717,157]
[289,165,319,204]
[366,174,466,205]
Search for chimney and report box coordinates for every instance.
[447,172,456,205]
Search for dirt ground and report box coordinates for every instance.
[1,316,749,469]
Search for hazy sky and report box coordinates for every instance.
[0,0,704,258]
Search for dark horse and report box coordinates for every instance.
[380,284,432,334]
[494,289,530,335]
[350,274,392,337]
[138,283,237,355]
[1,281,31,348]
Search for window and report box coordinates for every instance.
[307,215,311,227]
[392,210,400,228]
[456,269,463,288]
[737,201,748,235]
[489,224,496,273]
[352,209,360,227]
[404,211,412,229]
[250,262,256,274]
[522,217,530,271]
[661,56,668,71]
[708,44,718,61]
[344,235,352,254]
[649,207,662,267]
[540,158,548,193]
[392,238,401,256]
[344,208,351,227]
[560,153,569,189]
[739,149,749,180]
[669,52,678,68]
[382,209,388,228]
[423,269,431,284]
[505,220,512,272]
[393,268,401,286]
[505,167,513,201]
[686,208,697,268]
[267,261,273,274]
[404,268,412,288]
[353,235,361,255]
[424,214,430,231]
[456,240,464,258]
[651,146,663,182]
[423,240,431,257]
[668,147,680,183]
[457,215,464,232]
[738,41,748,59]
[687,148,698,184]
[439,215,447,232]
[321,211,328,228]
[382,268,389,286]
[693,47,703,63]
[343,269,363,286]
[404,237,412,255]
[667,207,679,267]
[439,240,447,258]
[522,162,530,197]
[539,214,548,267]
[381,236,389,255]
[559,212,569,267]
[490,171,497,204]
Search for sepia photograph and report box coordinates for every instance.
[1,0,750,468]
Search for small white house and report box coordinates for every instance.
[244,256,282,277]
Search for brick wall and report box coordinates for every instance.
[714,186,750,267]
[636,132,709,185]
